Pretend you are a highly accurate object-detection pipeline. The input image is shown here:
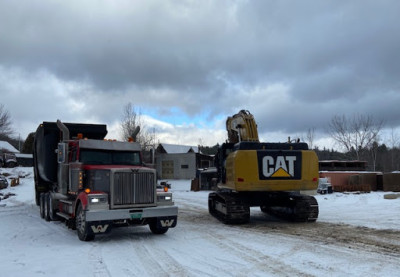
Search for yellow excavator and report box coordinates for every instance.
[209,110,319,223]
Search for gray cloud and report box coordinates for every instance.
[1,0,400,146]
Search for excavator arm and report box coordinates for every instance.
[226,110,259,143]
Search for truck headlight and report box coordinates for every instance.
[157,192,173,205]
[90,197,107,204]
[88,194,109,208]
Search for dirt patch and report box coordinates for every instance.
[178,202,400,258]
[0,192,16,201]
[244,216,400,257]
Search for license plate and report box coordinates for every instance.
[130,213,142,219]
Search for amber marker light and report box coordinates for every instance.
[85,188,91,194]
[164,186,168,192]
[78,172,83,189]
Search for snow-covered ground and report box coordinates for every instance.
[1,167,400,277]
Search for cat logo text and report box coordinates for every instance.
[257,151,302,180]
[262,155,297,178]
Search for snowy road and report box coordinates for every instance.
[1,167,400,276]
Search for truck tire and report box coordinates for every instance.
[48,193,59,221]
[149,220,169,235]
[44,193,51,221]
[76,203,95,241]
[39,193,45,219]
[6,162,17,168]
[35,190,40,206]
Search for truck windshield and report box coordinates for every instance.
[79,150,142,166]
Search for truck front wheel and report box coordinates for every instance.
[149,220,169,235]
[76,203,95,241]
[6,162,17,168]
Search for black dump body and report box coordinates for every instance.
[33,121,108,189]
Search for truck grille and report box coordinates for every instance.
[112,171,155,208]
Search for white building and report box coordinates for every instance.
[156,143,214,179]
[0,141,19,153]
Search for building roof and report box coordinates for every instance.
[158,143,199,154]
[0,141,19,153]
[15,153,33,158]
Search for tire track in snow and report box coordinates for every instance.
[177,200,310,276]
[99,227,227,277]
[137,239,171,276]
[88,243,112,277]
[178,198,400,275]
[0,202,26,215]
[126,235,177,276]
[98,230,190,277]
[0,202,74,242]
[179,196,400,259]
[139,237,190,277]
[182,222,312,277]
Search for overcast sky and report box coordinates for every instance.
[1,0,400,150]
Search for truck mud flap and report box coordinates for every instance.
[88,221,112,234]
[156,216,177,228]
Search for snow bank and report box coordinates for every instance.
[316,192,400,230]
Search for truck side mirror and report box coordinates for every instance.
[57,143,66,163]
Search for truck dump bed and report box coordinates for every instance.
[33,121,108,186]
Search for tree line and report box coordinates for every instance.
[0,102,399,172]
[313,146,400,172]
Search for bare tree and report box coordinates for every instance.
[329,114,384,160]
[304,127,315,150]
[120,103,155,151]
[388,127,400,171]
[370,141,379,171]
[0,104,13,139]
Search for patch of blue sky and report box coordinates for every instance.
[141,107,219,128]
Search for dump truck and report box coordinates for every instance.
[209,110,319,223]
[33,120,177,241]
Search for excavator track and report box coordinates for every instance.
[208,191,250,224]
[209,191,318,224]
[261,193,319,222]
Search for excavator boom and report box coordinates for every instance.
[226,110,259,143]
